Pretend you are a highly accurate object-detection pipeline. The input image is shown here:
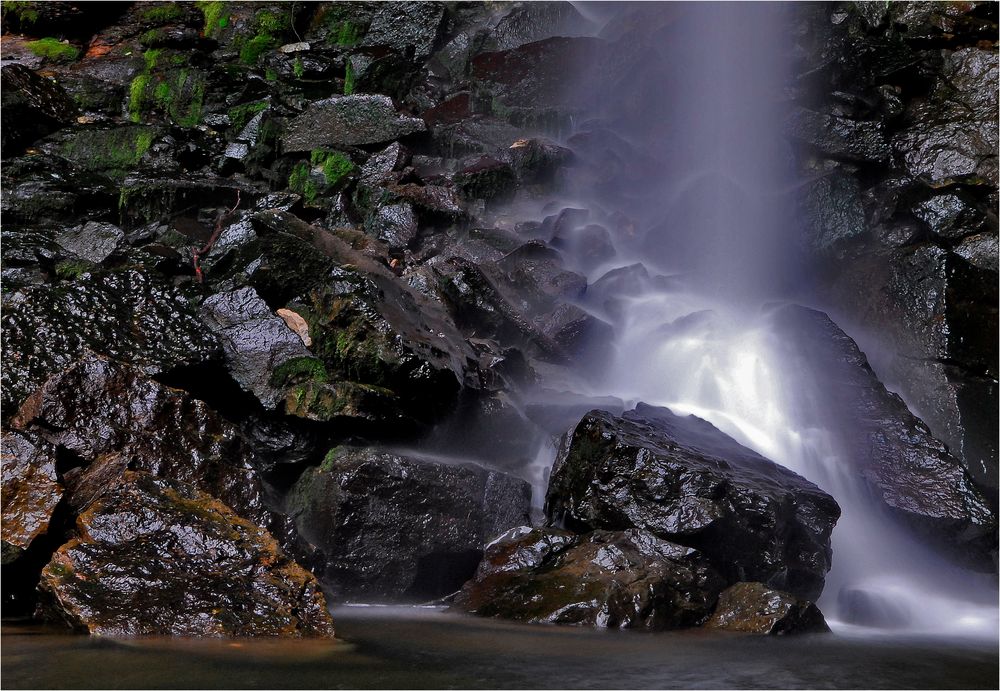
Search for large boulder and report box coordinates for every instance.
[545,405,841,600]
[769,304,996,570]
[1,269,221,419]
[704,581,830,636]
[36,471,334,637]
[286,447,532,601]
[12,354,271,529]
[453,526,725,629]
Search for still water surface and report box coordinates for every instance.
[2,606,997,689]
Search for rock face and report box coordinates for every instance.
[13,354,271,529]
[792,2,999,497]
[704,582,830,636]
[1,270,221,419]
[37,472,334,637]
[770,305,996,570]
[546,405,841,600]
[453,526,726,629]
[1,431,62,562]
[286,448,531,601]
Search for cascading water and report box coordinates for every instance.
[530,1,1000,636]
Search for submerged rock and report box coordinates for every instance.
[1,431,62,563]
[704,582,830,635]
[36,471,334,637]
[1,269,221,419]
[286,448,531,601]
[546,405,841,600]
[453,526,725,629]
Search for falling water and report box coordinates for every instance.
[541,1,998,636]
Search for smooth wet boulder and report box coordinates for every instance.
[546,405,841,600]
[704,582,830,635]
[13,354,270,528]
[1,269,221,419]
[1,63,78,157]
[1,431,62,563]
[769,305,996,570]
[286,448,532,601]
[282,95,425,152]
[200,287,311,409]
[36,471,334,637]
[453,526,725,629]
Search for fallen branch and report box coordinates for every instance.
[193,190,241,283]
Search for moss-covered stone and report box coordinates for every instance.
[25,37,79,62]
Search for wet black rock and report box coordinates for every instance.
[360,1,445,61]
[36,471,334,637]
[1,431,62,563]
[13,354,270,529]
[1,63,78,157]
[786,108,892,163]
[546,405,841,600]
[770,305,996,571]
[54,222,125,264]
[286,448,532,601]
[282,95,426,152]
[200,287,311,409]
[704,582,830,635]
[1,269,221,419]
[454,155,517,204]
[453,526,726,629]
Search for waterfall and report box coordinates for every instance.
[540,1,998,636]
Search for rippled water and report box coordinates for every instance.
[2,607,997,689]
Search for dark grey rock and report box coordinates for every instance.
[1,269,221,418]
[1,430,62,563]
[200,287,310,409]
[546,405,842,600]
[55,222,125,264]
[282,95,425,152]
[453,526,726,629]
[361,1,445,61]
[286,448,532,601]
[786,108,892,162]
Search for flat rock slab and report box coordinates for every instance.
[37,471,334,637]
[282,95,425,152]
[454,526,725,629]
[287,448,531,601]
[546,404,841,600]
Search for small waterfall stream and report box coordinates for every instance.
[530,1,999,637]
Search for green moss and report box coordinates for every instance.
[288,161,318,203]
[228,100,268,131]
[168,69,205,127]
[139,28,169,47]
[60,126,155,178]
[270,356,329,388]
[310,150,354,186]
[128,73,151,122]
[2,1,38,25]
[196,1,228,37]
[343,61,355,95]
[329,20,360,47]
[255,9,289,34]
[292,56,304,78]
[143,48,164,71]
[141,3,184,23]
[320,447,342,472]
[265,67,278,82]
[26,38,79,62]
[54,259,93,280]
[154,80,172,107]
[239,33,278,65]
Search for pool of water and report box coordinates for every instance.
[2,606,997,689]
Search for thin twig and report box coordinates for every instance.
[193,189,241,283]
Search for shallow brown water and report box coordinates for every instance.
[2,606,997,689]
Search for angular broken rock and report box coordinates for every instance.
[704,581,830,635]
[546,404,842,600]
[282,95,425,152]
[286,447,532,601]
[200,287,311,409]
[13,354,270,528]
[1,430,62,563]
[36,472,335,637]
[453,526,726,629]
